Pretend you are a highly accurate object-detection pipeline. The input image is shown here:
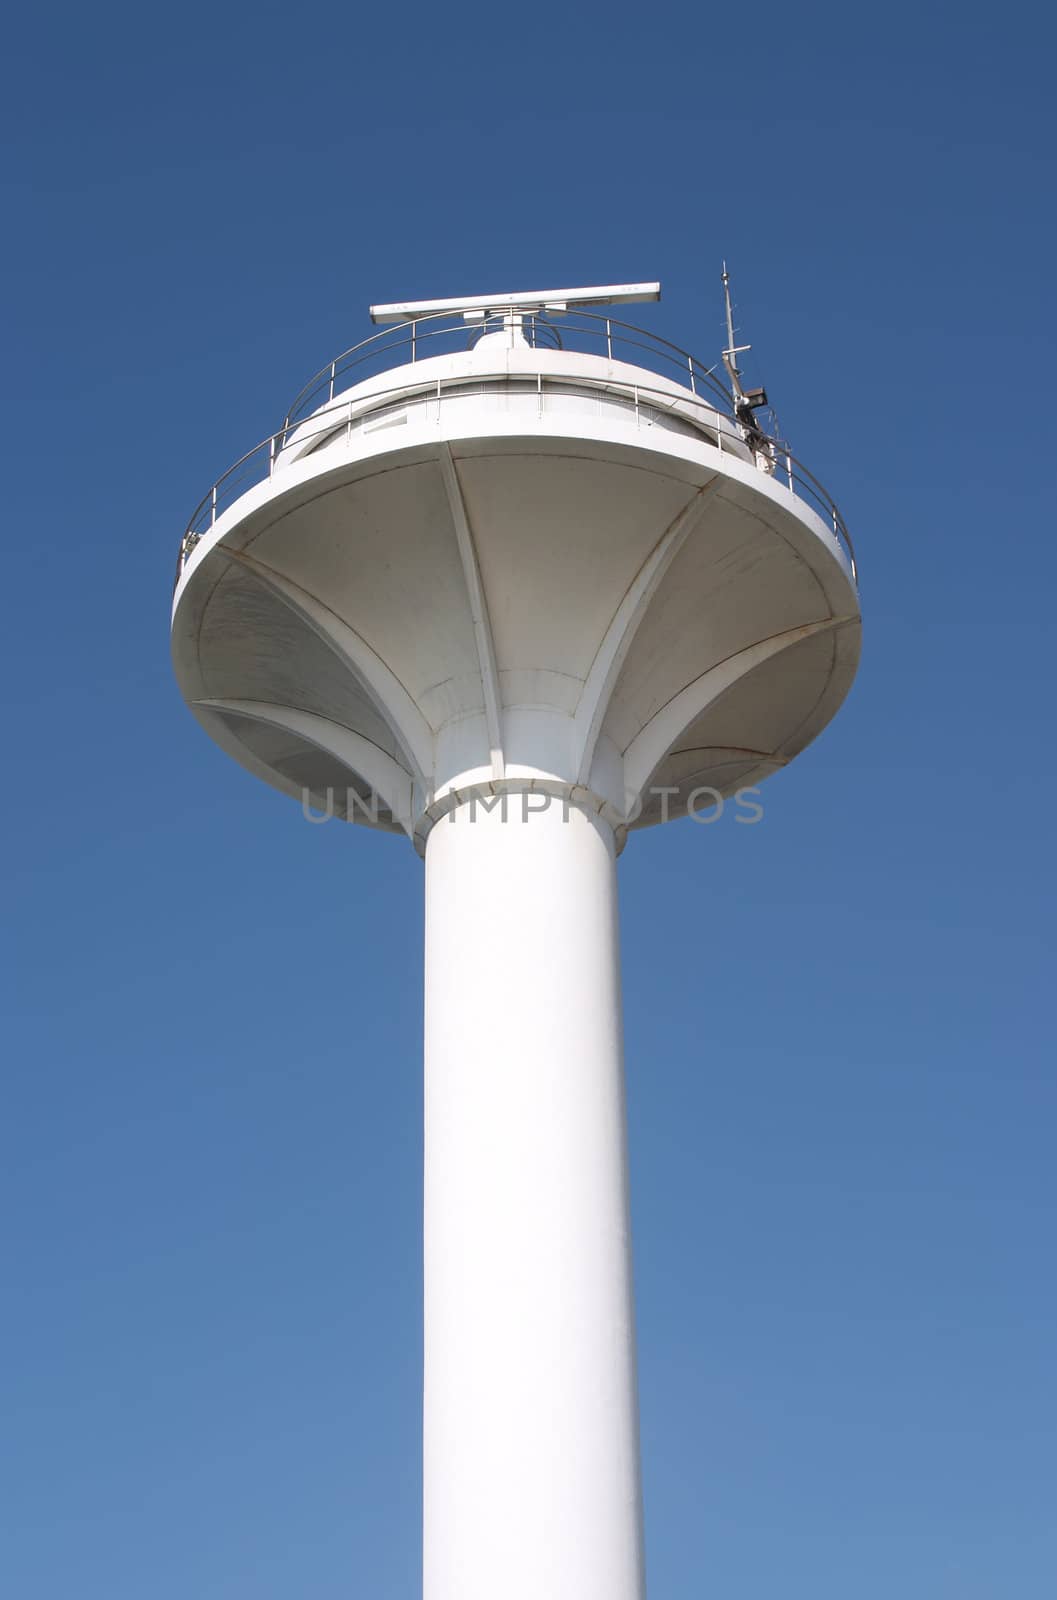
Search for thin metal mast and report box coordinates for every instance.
[721,262,750,400]
[722,262,738,376]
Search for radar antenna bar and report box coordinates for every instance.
[370,282,661,324]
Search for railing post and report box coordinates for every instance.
[210,484,217,527]
[786,451,793,491]
[412,320,417,364]
[606,318,613,361]
[269,435,276,476]
[329,361,336,402]
[688,354,696,395]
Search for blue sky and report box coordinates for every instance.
[2,3,1055,1597]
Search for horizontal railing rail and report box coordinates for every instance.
[177,364,857,588]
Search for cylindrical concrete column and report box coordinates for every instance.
[423,792,645,1600]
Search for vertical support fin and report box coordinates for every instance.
[439,444,505,779]
[573,478,721,786]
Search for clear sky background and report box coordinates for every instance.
[2,3,1055,1597]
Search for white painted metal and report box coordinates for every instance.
[424,795,643,1600]
[370,281,660,322]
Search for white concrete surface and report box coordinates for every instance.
[423,794,643,1600]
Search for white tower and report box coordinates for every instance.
[172,282,860,1600]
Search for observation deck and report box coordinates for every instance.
[172,292,861,848]
[178,306,856,578]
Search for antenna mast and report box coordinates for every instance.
[721,261,750,399]
[720,262,774,468]
[722,262,737,374]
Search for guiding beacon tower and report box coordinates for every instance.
[172,280,860,1600]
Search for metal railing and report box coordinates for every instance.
[280,307,735,434]
[176,315,857,586]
